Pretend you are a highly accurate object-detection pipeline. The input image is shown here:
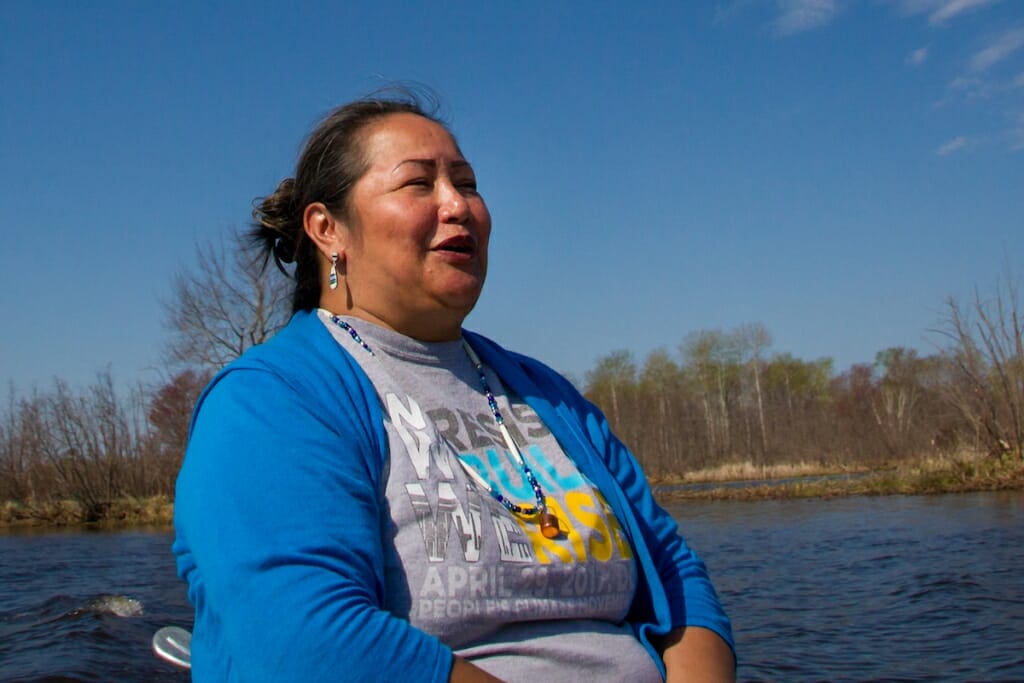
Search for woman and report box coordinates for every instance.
[174,93,735,682]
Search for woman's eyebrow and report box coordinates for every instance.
[393,158,435,171]
[391,158,471,172]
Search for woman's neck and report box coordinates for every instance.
[318,300,465,342]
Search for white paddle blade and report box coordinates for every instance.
[153,625,192,669]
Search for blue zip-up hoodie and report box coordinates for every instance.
[174,310,733,681]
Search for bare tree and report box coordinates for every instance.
[872,347,922,455]
[41,371,140,520]
[164,232,291,371]
[638,349,685,473]
[0,386,33,502]
[738,322,772,460]
[584,350,638,430]
[142,368,211,494]
[935,276,1024,460]
[681,330,740,462]
[0,393,54,516]
[762,353,833,459]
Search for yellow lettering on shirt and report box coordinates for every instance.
[565,490,613,562]
[594,491,633,559]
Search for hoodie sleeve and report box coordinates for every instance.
[496,349,735,657]
[575,393,735,648]
[173,363,452,682]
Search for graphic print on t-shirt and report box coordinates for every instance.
[317,310,642,654]
[382,389,636,633]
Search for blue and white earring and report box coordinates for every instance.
[328,252,339,290]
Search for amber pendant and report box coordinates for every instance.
[539,511,561,539]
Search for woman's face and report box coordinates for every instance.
[338,113,491,340]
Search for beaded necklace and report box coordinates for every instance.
[330,315,561,539]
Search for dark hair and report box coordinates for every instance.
[251,89,446,312]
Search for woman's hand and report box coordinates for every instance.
[659,626,736,683]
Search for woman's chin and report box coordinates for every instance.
[442,289,484,316]
[432,285,483,320]
[436,272,486,307]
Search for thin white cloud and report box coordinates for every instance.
[950,75,982,90]
[713,0,759,26]
[894,0,938,15]
[949,74,990,102]
[936,136,969,155]
[929,0,1000,25]
[893,0,1001,24]
[773,0,838,36]
[950,71,1024,99]
[970,26,1024,72]
[907,47,930,66]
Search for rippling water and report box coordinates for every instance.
[1,491,1022,681]
[667,491,1024,682]
[0,529,190,682]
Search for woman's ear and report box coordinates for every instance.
[303,202,348,262]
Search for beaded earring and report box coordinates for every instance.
[328,253,339,290]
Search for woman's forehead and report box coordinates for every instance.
[360,113,464,168]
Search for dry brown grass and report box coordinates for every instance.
[0,499,84,526]
[653,460,856,485]
[102,496,175,527]
[656,453,1024,503]
[0,496,175,528]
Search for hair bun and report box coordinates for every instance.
[273,235,297,264]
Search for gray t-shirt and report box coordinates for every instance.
[319,311,661,682]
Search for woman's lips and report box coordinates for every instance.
[432,235,476,256]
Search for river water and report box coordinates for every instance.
[1,491,1022,682]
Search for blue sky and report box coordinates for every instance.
[2,0,1022,391]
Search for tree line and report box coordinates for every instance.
[1,235,1021,519]
[584,279,1024,476]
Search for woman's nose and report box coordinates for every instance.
[438,183,470,223]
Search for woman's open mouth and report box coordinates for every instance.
[432,235,476,258]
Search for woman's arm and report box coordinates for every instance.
[531,365,736,656]
[659,626,736,683]
[175,366,452,681]
[517,356,736,666]
[450,656,504,682]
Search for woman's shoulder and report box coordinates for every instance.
[198,310,376,416]
[463,329,553,374]
[462,330,586,404]
[231,310,329,370]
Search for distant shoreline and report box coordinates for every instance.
[2,456,1022,529]
[0,496,175,530]
[651,454,1024,502]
